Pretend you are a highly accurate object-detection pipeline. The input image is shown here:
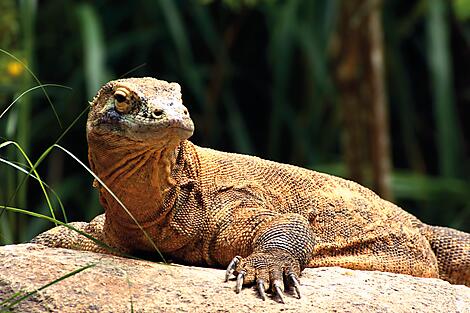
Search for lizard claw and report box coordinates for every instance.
[256,278,267,301]
[225,256,247,295]
[225,255,241,282]
[272,280,285,304]
[236,271,245,293]
[288,272,301,299]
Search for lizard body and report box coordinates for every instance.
[33,77,470,301]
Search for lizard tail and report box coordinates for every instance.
[424,225,470,286]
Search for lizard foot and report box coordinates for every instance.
[224,250,302,303]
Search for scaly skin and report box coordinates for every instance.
[33,77,470,302]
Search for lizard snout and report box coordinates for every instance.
[147,100,194,135]
[149,100,189,120]
[149,106,189,120]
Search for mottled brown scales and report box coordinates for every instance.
[33,77,470,302]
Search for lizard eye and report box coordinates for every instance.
[113,87,131,113]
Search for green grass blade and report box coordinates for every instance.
[0,141,57,223]
[119,63,147,78]
[1,205,128,256]
[0,263,96,310]
[0,84,72,120]
[53,105,89,145]
[0,156,67,223]
[0,48,62,128]
[1,104,89,227]
[52,144,166,262]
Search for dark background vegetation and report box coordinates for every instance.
[1,0,469,244]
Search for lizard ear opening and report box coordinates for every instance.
[114,87,131,113]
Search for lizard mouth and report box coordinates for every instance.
[91,110,194,144]
[131,114,194,136]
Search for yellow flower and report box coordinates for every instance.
[7,61,24,77]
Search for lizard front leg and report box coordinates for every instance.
[31,214,123,254]
[213,208,315,302]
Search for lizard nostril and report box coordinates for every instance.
[152,109,164,118]
[183,109,188,116]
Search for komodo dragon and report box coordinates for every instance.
[33,77,470,302]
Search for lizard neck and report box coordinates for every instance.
[87,132,182,228]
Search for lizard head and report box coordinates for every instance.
[87,77,194,148]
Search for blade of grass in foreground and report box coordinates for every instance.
[0,84,72,120]
[0,263,96,311]
[0,49,63,128]
[0,157,67,223]
[1,206,127,257]
[119,63,147,78]
[0,141,57,223]
[0,105,88,230]
[52,144,166,263]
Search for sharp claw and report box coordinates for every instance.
[294,284,301,299]
[273,280,285,304]
[236,271,245,294]
[257,279,266,301]
[288,273,301,299]
[225,256,241,282]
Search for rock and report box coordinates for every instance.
[0,244,468,312]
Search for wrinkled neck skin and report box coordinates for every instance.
[87,130,181,234]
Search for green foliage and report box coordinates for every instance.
[76,3,108,98]
[201,0,276,10]
[427,0,462,178]
[453,0,470,20]
[0,0,468,247]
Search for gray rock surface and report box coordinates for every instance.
[0,244,469,312]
